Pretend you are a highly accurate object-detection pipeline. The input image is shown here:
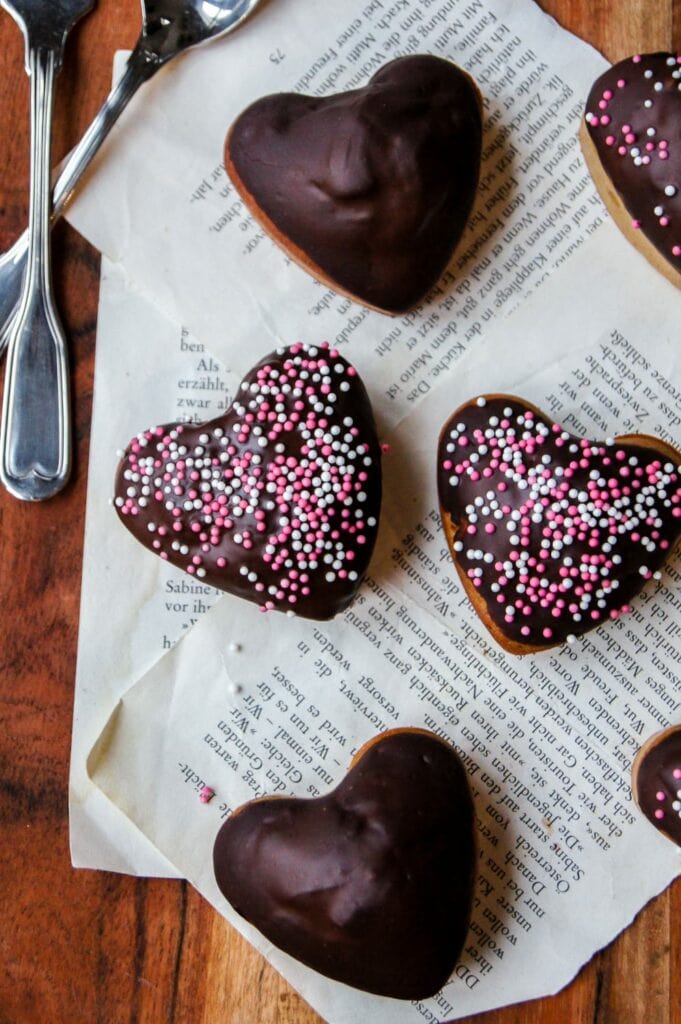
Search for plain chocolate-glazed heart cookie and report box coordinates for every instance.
[225,55,483,314]
[213,728,476,1000]
[437,395,681,653]
[114,343,381,620]
[632,724,681,847]
[581,53,681,288]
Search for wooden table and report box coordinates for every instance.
[0,2,678,1021]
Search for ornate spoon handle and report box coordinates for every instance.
[1,45,70,500]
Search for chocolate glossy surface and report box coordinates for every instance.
[114,343,381,620]
[584,53,681,273]
[437,396,681,650]
[226,55,482,313]
[634,726,681,846]
[213,730,475,1000]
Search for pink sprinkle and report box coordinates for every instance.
[199,786,215,804]
[654,809,665,820]
[656,791,666,802]
[673,769,681,780]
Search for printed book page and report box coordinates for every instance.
[72,0,612,873]
[85,225,680,1022]
[71,263,237,873]
[88,577,680,1024]
[69,0,680,1014]
[65,0,607,429]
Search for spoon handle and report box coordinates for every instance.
[1,45,70,499]
[52,42,157,217]
[0,42,156,354]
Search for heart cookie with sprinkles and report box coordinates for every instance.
[213,729,476,999]
[581,53,681,288]
[437,395,681,654]
[632,724,681,847]
[114,343,381,620]
[225,55,482,314]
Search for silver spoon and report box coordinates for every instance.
[0,0,95,501]
[0,0,263,500]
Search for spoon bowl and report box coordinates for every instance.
[142,0,262,64]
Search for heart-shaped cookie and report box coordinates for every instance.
[581,53,681,288]
[437,396,681,653]
[114,343,381,620]
[225,55,482,314]
[213,728,475,1000]
[632,724,681,847]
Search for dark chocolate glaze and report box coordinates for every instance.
[226,55,482,313]
[437,396,681,650]
[584,53,681,273]
[634,726,681,847]
[114,343,381,620]
[213,730,475,1000]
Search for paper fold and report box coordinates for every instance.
[68,0,680,1019]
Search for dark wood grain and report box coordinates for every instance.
[0,3,678,1023]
